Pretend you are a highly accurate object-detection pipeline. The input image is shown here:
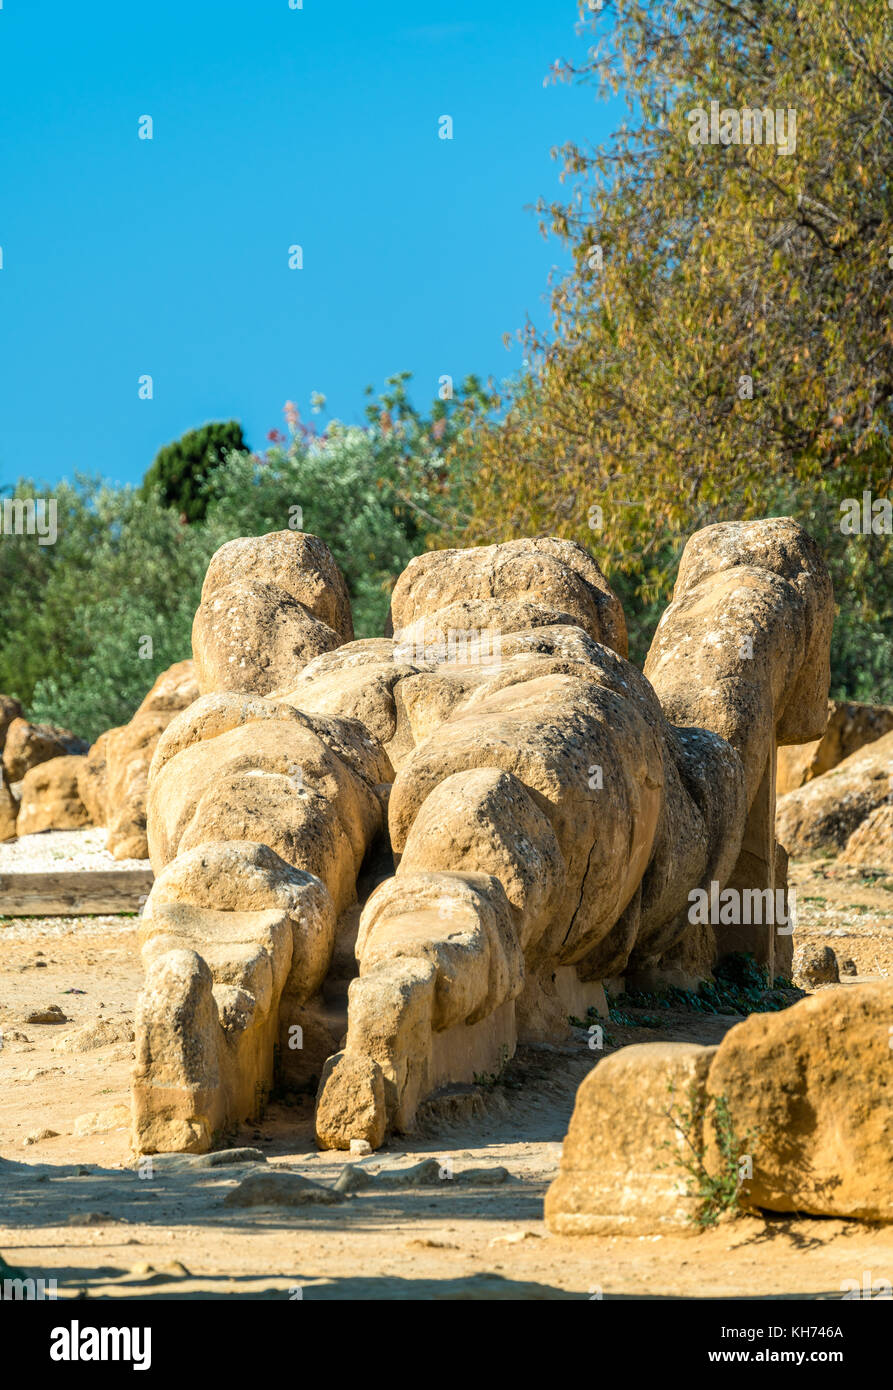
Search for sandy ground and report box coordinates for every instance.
[1,854,891,1300]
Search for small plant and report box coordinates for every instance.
[660,1081,757,1228]
[473,1044,510,1088]
[569,1010,617,1046]
[616,953,801,1020]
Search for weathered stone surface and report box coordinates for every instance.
[793,942,839,986]
[147,694,389,917]
[387,536,628,657]
[775,729,893,858]
[193,532,353,697]
[0,770,19,841]
[2,718,87,783]
[193,581,344,698]
[645,518,834,978]
[16,755,91,834]
[645,518,834,802]
[358,870,524,1030]
[549,983,893,1231]
[147,840,335,1003]
[0,695,23,751]
[53,1018,135,1054]
[222,1170,343,1207]
[705,983,893,1222]
[202,531,354,643]
[133,841,336,1154]
[839,801,893,870]
[281,641,418,759]
[315,1051,387,1151]
[135,519,835,1155]
[104,660,199,859]
[395,768,566,955]
[777,698,893,797]
[132,948,226,1154]
[544,1043,716,1235]
[77,730,111,827]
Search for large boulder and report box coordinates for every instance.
[546,983,893,1232]
[16,755,91,835]
[0,695,23,751]
[2,718,87,783]
[839,801,893,870]
[775,729,893,858]
[776,698,893,797]
[705,982,893,1222]
[77,730,111,827]
[544,1042,717,1235]
[100,660,199,859]
[193,532,353,697]
[0,770,19,841]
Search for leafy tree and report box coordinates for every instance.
[451,0,892,696]
[203,375,488,635]
[142,420,246,522]
[0,477,215,740]
[1,378,482,738]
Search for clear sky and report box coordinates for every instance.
[0,0,617,489]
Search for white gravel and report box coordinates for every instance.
[0,914,140,942]
[0,827,150,873]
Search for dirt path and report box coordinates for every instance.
[1,862,891,1300]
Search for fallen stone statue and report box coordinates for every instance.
[130,518,833,1154]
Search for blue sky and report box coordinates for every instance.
[0,0,617,489]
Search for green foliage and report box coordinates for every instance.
[142,420,246,523]
[451,0,893,699]
[661,1083,756,1228]
[616,954,802,1019]
[0,378,470,740]
[0,478,212,741]
[201,375,480,637]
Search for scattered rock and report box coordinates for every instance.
[22,1128,59,1146]
[54,1018,135,1053]
[139,1147,267,1173]
[793,943,840,986]
[25,1006,69,1025]
[0,694,24,751]
[545,1041,715,1236]
[840,802,893,872]
[16,755,91,835]
[2,718,87,783]
[73,1104,131,1137]
[222,1170,343,1208]
[705,981,893,1222]
[0,769,19,841]
[489,1230,543,1246]
[776,730,893,859]
[840,958,858,977]
[66,1212,130,1226]
[776,698,893,797]
[547,981,893,1231]
[349,1138,372,1156]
